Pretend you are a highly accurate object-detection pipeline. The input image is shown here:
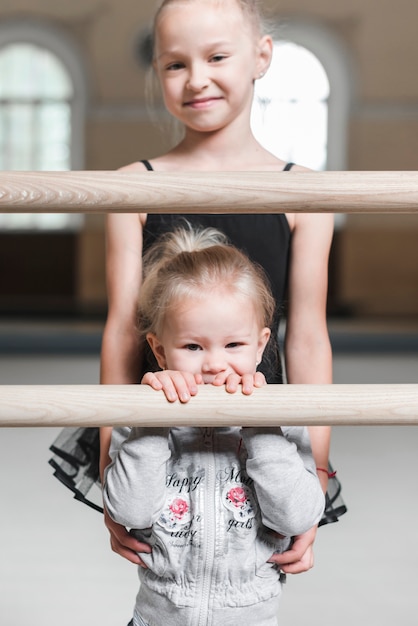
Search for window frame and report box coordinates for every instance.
[252,39,331,172]
[0,19,88,231]
[275,18,354,172]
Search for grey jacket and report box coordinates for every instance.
[104,425,324,626]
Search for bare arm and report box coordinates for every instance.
[100,206,150,564]
[99,211,144,477]
[100,211,144,386]
[285,211,334,480]
[272,210,334,573]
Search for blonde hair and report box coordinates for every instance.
[138,223,275,339]
[153,0,266,48]
[145,0,268,145]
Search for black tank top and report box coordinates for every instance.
[140,159,293,383]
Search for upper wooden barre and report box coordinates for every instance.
[1,171,418,213]
[1,384,417,427]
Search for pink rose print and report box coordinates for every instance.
[158,495,192,530]
[169,498,189,520]
[223,484,258,521]
[227,487,247,508]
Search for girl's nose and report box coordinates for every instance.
[202,352,226,374]
[186,63,209,91]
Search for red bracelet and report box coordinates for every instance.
[316,467,337,478]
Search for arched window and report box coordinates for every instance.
[252,41,329,171]
[0,21,86,231]
[0,43,72,171]
[251,20,352,173]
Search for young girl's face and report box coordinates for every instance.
[147,289,270,382]
[153,0,272,133]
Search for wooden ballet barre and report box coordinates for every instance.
[0,171,418,214]
[0,384,418,428]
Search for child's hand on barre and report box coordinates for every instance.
[211,371,267,395]
[141,370,266,402]
[141,370,202,403]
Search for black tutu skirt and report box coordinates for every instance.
[48,427,347,525]
[49,427,103,513]
[318,463,347,527]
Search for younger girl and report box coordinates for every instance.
[103,225,325,626]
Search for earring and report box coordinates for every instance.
[258,71,265,79]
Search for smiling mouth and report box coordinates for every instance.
[202,376,217,384]
[184,97,222,108]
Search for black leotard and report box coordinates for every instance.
[49,160,347,525]
[140,159,294,384]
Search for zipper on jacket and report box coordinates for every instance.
[197,428,216,626]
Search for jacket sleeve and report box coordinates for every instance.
[241,426,325,537]
[103,427,171,529]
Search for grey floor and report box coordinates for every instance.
[1,351,418,625]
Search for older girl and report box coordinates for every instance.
[50,0,338,573]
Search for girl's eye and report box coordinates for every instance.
[166,62,184,71]
[185,344,201,351]
[226,342,241,349]
[210,54,227,63]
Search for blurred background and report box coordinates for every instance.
[0,0,417,319]
[0,0,418,625]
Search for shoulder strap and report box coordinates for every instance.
[283,162,294,171]
[142,159,293,172]
[140,159,154,171]
[142,159,292,173]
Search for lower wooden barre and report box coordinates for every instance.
[0,384,417,427]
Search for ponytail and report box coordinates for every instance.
[138,222,275,340]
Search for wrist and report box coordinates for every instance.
[316,467,337,479]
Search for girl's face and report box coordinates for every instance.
[147,289,270,382]
[153,0,272,133]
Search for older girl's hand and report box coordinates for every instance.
[141,370,202,403]
[268,525,317,574]
[104,508,151,567]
